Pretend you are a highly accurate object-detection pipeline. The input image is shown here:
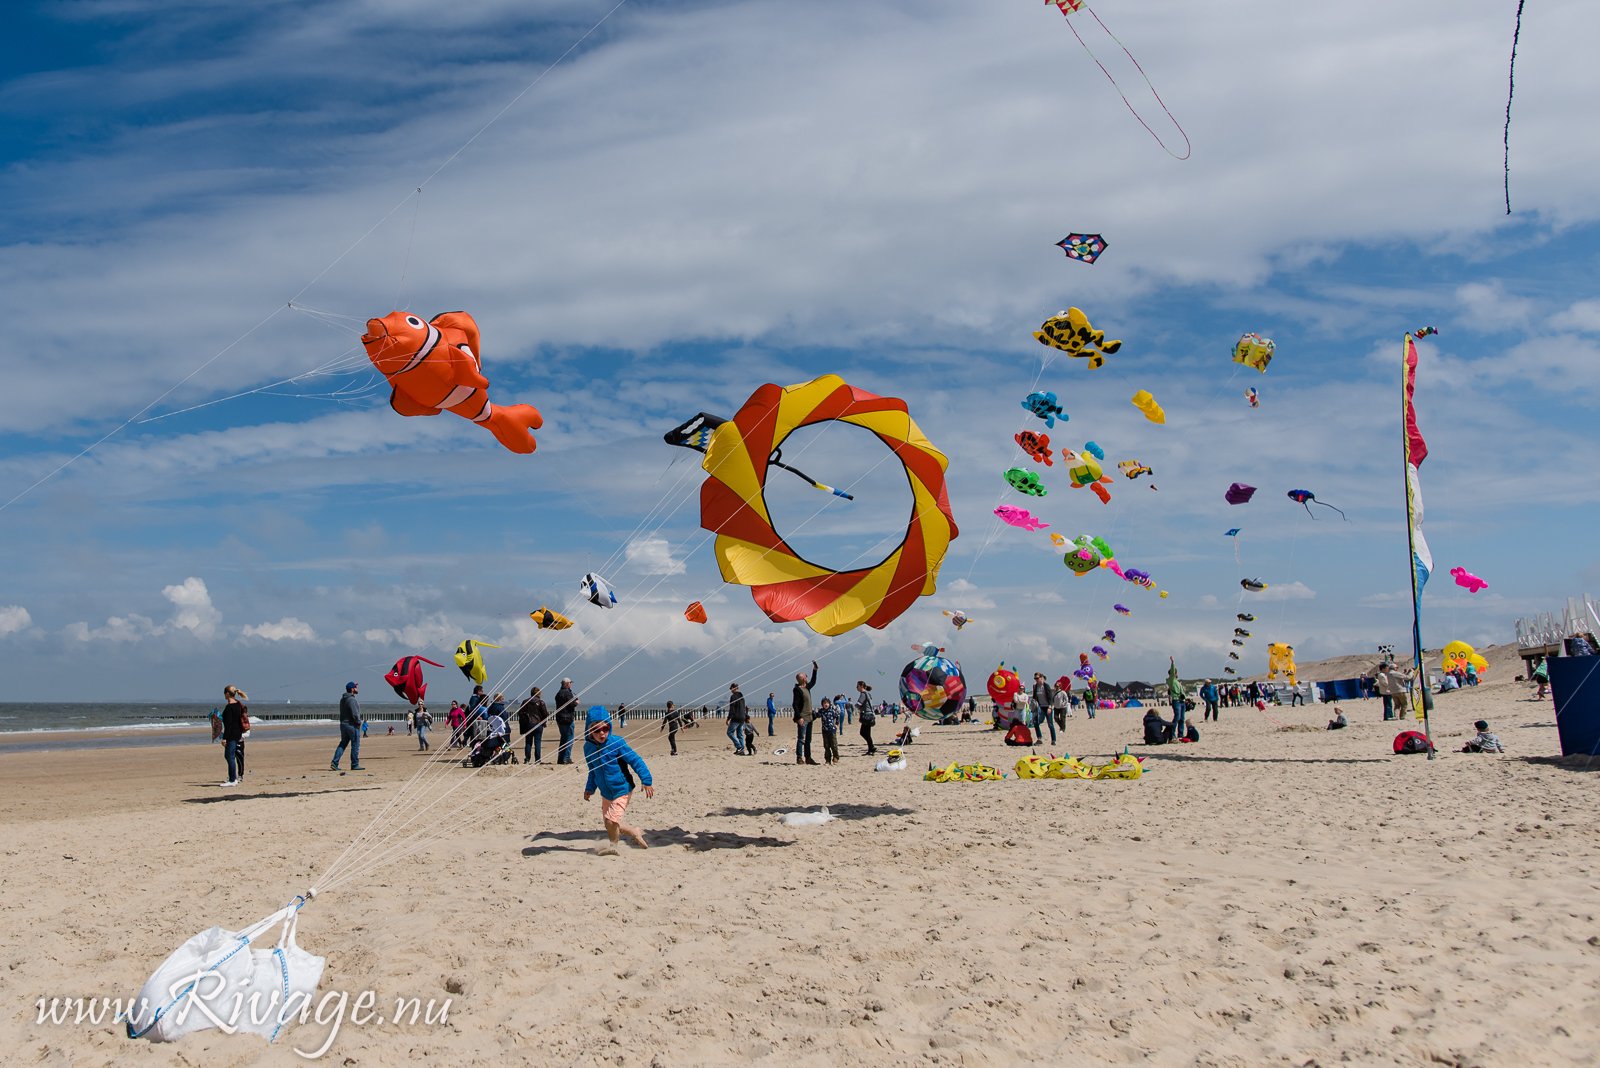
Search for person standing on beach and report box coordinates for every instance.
[1166,658,1187,738]
[220,685,248,786]
[766,693,777,736]
[1201,680,1219,722]
[416,705,431,751]
[446,700,465,747]
[726,683,749,755]
[1030,673,1057,745]
[792,659,819,766]
[555,678,579,764]
[617,701,628,728]
[583,706,653,855]
[1375,663,1398,720]
[818,698,841,764]
[661,701,682,756]
[517,686,547,764]
[332,681,364,771]
[856,681,877,755]
[1532,657,1549,700]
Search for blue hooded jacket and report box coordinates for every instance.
[582,706,652,798]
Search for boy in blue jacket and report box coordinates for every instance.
[582,706,653,853]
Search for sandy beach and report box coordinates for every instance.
[3,664,1597,1067]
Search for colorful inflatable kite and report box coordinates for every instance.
[1015,430,1053,466]
[1114,604,1130,615]
[1231,639,1245,647]
[1225,483,1257,505]
[901,651,968,720]
[1057,233,1108,263]
[1241,578,1267,592]
[454,639,499,685]
[530,606,573,630]
[1442,640,1489,677]
[1234,628,1251,637]
[684,601,708,624]
[1228,651,1240,660]
[1245,387,1259,408]
[1005,469,1048,497]
[1062,534,1115,576]
[994,505,1049,530]
[1033,308,1122,368]
[1066,444,1113,504]
[1130,390,1165,424]
[1224,667,1237,674]
[695,375,958,636]
[1237,613,1254,622]
[1117,460,1153,481]
[1049,532,1067,547]
[581,572,617,608]
[385,655,444,705]
[1267,643,1296,684]
[1021,391,1067,428]
[1092,646,1109,660]
[986,664,1022,706]
[1287,489,1347,521]
[1414,326,1438,339]
[1450,567,1488,593]
[1232,333,1274,373]
[944,609,971,630]
[1102,629,1116,643]
[360,311,543,454]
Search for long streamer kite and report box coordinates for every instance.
[1044,1,1191,161]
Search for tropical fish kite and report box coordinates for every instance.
[581,572,618,608]
[360,310,543,454]
[944,609,971,630]
[530,606,573,630]
[994,505,1049,530]
[385,655,444,705]
[684,601,708,624]
[1130,390,1165,424]
[1056,233,1108,263]
[1021,391,1067,428]
[1287,489,1348,521]
[1232,333,1274,373]
[1114,604,1130,615]
[1033,308,1122,368]
[454,638,500,685]
[1015,430,1053,465]
[1225,483,1257,505]
[1450,567,1488,593]
[1005,468,1048,497]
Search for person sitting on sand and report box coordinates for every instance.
[582,706,653,855]
[1461,719,1504,753]
[1142,707,1174,745]
[1326,708,1348,730]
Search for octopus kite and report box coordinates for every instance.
[1287,489,1348,521]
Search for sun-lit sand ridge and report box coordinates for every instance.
[2,645,1596,1066]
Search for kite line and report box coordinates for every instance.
[1049,1,1191,161]
[1504,0,1525,215]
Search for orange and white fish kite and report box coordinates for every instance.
[361,310,542,454]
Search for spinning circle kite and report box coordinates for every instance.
[697,375,959,636]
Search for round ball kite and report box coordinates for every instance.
[697,375,959,636]
[986,664,1022,706]
[900,652,968,721]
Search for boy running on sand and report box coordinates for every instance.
[583,706,654,854]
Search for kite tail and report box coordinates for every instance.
[771,458,855,501]
[1313,500,1349,522]
[1058,4,1192,161]
[1504,0,1525,215]
[1301,502,1317,520]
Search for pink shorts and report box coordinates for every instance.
[601,793,630,824]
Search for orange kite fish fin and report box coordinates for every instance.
[390,388,441,417]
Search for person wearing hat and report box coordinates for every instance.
[582,705,653,855]
[1462,720,1504,753]
[332,681,365,771]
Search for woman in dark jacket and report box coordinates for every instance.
[554,679,578,764]
[856,680,877,755]
[517,687,548,763]
[221,684,248,786]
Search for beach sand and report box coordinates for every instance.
[3,669,1597,1067]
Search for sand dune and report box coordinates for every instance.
[2,674,1597,1066]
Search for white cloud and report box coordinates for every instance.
[239,618,319,642]
[0,606,31,637]
[65,614,161,643]
[625,537,686,576]
[162,577,222,640]
[1549,298,1600,333]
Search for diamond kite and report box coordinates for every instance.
[1056,233,1108,264]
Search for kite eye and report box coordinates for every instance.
[405,316,424,329]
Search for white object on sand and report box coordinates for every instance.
[874,759,908,772]
[910,727,920,737]
[779,807,837,827]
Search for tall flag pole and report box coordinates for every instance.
[1403,330,1435,757]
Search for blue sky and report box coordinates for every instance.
[1,0,1596,704]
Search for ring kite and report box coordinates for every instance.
[696,375,958,636]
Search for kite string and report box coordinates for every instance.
[394,188,423,310]
[1060,5,1191,161]
[1504,0,1526,215]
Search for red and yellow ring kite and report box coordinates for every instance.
[700,375,959,636]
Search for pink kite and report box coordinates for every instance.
[994,506,1049,531]
[1450,567,1488,593]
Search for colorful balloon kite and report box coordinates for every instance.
[1224,667,1237,674]
[1245,387,1259,408]
[986,664,1022,705]
[1066,444,1113,504]
[581,572,618,608]
[1241,578,1267,592]
[1056,233,1108,263]
[1049,532,1067,547]
[1062,534,1115,576]
[684,601,708,624]
[1021,391,1067,428]
[1005,468,1048,497]
[1231,639,1244,647]
[1114,604,1131,615]
[1073,653,1097,683]
[1225,483,1257,505]
[944,609,971,630]
[454,639,499,685]
[1287,489,1347,521]
[530,606,573,630]
[385,655,444,705]
[360,311,543,454]
[1450,567,1488,593]
[1232,333,1274,373]
[994,505,1049,531]
[1228,652,1240,660]
[1033,308,1122,368]
[1118,460,1154,481]
[1102,629,1116,643]
[1015,430,1053,466]
[1130,390,1165,424]
[1414,327,1438,339]
[695,375,958,636]
[901,651,968,721]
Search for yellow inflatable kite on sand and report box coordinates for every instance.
[924,761,1004,782]
[1013,752,1142,780]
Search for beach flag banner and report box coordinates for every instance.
[1403,334,1431,594]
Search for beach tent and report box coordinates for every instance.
[1317,678,1368,701]
[1125,699,1143,707]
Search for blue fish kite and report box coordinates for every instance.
[1021,390,1067,428]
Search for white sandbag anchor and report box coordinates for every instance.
[125,893,325,1044]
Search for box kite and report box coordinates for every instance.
[1056,233,1108,263]
[1232,333,1274,373]
[694,375,958,636]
